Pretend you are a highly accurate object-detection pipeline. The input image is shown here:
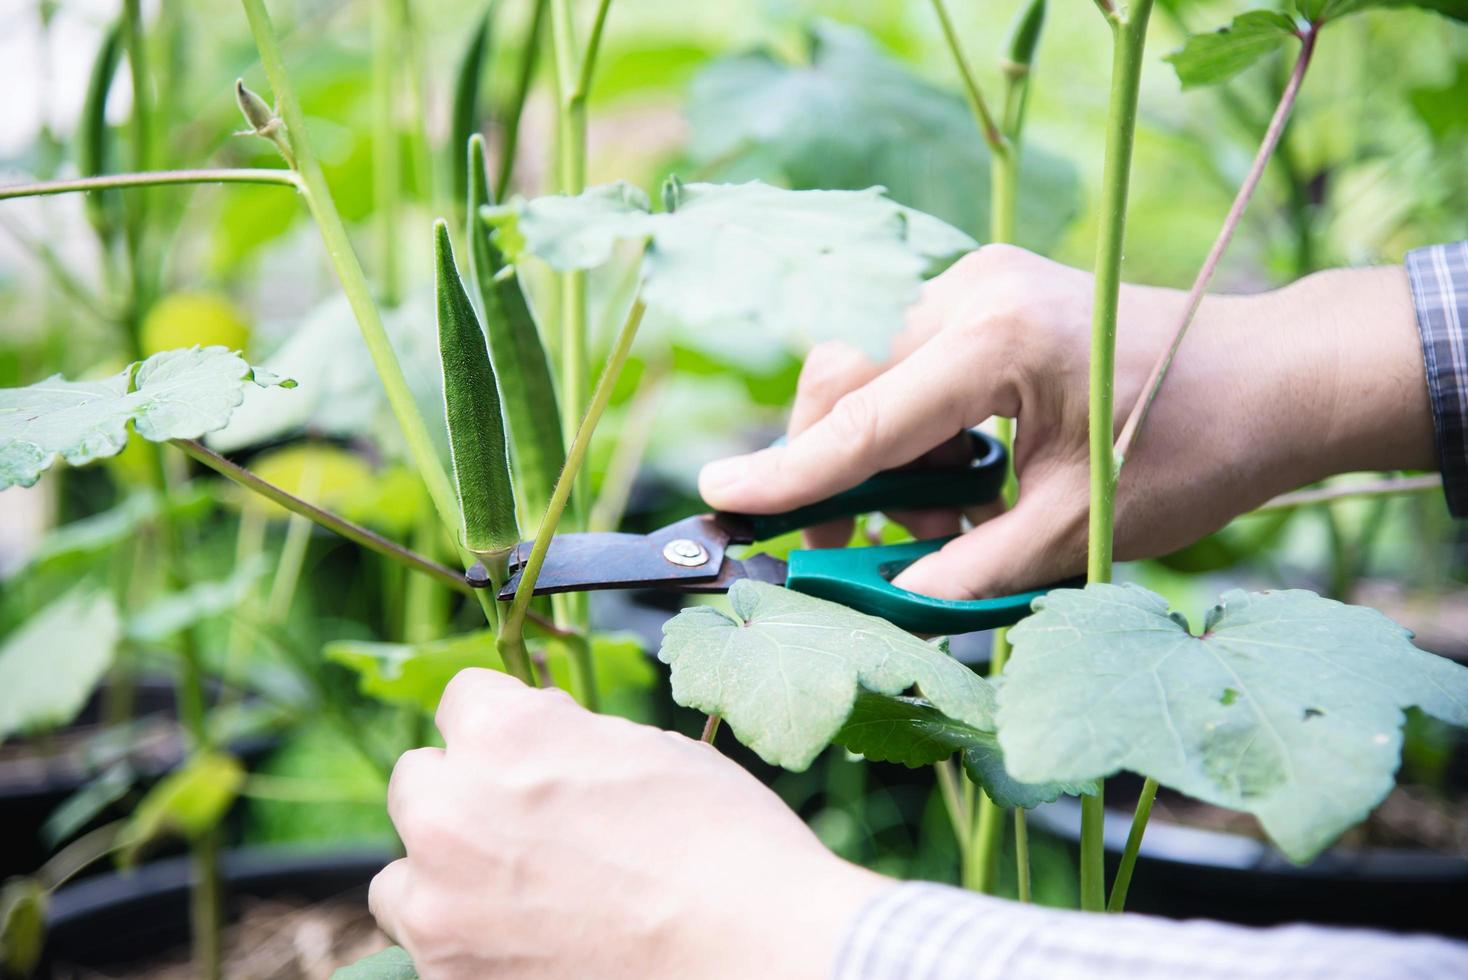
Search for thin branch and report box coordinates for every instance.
[176,438,572,638]
[0,168,301,201]
[929,0,1007,152]
[499,300,647,671]
[700,714,722,744]
[1255,474,1442,514]
[172,439,471,595]
[574,0,615,101]
[1113,29,1318,470]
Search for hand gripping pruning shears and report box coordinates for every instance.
[466,430,1066,634]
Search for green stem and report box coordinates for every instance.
[700,713,721,744]
[495,0,550,200]
[239,0,460,542]
[1107,776,1156,912]
[1255,474,1441,513]
[173,440,469,595]
[929,0,1006,151]
[0,168,300,201]
[190,828,224,980]
[964,790,1003,892]
[499,300,646,681]
[1014,809,1031,902]
[371,0,401,307]
[935,760,970,848]
[1081,0,1154,913]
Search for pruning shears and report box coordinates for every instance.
[467,430,1064,634]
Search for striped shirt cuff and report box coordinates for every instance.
[833,880,1468,980]
[1406,240,1468,517]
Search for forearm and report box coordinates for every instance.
[1263,265,1435,478]
[836,882,1468,980]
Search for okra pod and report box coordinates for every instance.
[466,134,565,523]
[78,20,123,239]
[434,218,519,572]
[450,6,493,205]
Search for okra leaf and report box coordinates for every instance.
[0,878,45,978]
[1296,0,1468,23]
[999,584,1468,862]
[332,946,419,980]
[467,135,564,521]
[435,219,518,562]
[684,21,1080,255]
[491,180,976,357]
[450,7,493,204]
[835,691,1096,809]
[0,346,293,491]
[0,586,119,740]
[1164,11,1299,89]
[658,581,995,771]
[117,750,245,865]
[326,629,502,714]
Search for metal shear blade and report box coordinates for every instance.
[493,514,787,599]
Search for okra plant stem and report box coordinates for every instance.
[499,300,647,683]
[371,0,402,307]
[1103,23,1317,909]
[1112,27,1317,471]
[1107,776,1157,911]
[1081,0,1155,914]
[934,0,1039,897]
[0,169,301,200]
[929,0,1006,151]
[239,0,461,545]
[495,0,549,200]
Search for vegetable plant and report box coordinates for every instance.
[1,0,1467,977]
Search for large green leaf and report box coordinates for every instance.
[0,587,120,740]
[836,691,1095,809]
[0,346,293,490]
[658,581,995,770]
[118,750,245,865]
[489,180,976,356]
[325,629,502,714]
[1164,11,1299,89]
[999,585,1468,861]
[333,946,419,980]
[1297,0,1468,22]
[683,21,1079,254]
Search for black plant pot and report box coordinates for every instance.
[42,845,395,973]
[1028,795,1468,937]
[0,678,278,879]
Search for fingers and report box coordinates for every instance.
[386,746,445,845]
[890,486,1084,599]
[787,342,885,549]
[699,327,1012,515]
[433,666,535,749]
[368,857,411,944]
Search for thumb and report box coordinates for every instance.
[890,492,1084,600]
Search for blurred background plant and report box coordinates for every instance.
[1,0,1466,976]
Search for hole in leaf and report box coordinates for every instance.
[1303,707,1324,721]
[1219,688,1239,706]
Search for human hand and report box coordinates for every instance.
[699,245,1434,599]
[368,669,886,979]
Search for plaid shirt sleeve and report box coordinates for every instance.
[1406,240,1468,516]
[833,882,1468,980]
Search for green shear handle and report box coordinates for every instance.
[726,429,1007,541]
[722,431,1068,633]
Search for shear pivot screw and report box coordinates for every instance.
[663,539,709,567]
